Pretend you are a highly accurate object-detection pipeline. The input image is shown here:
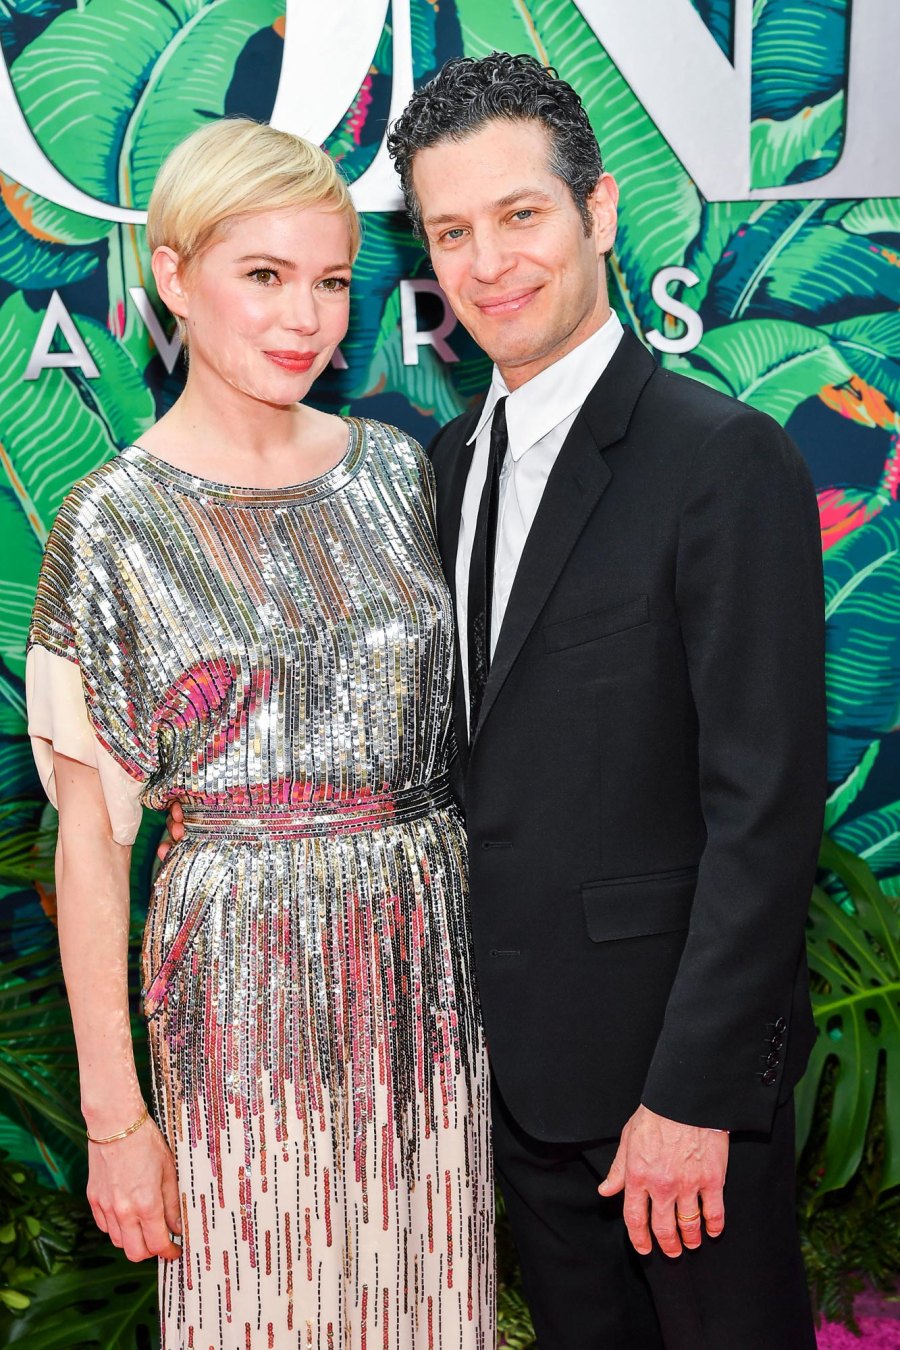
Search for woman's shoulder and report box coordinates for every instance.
[50,450,149,539]
[356,417,432,477]
[356,416,423,453]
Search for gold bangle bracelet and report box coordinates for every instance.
[86,1103,150,1145]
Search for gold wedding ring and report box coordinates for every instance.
[675,1209,702,1224]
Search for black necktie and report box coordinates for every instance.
[467,397,508,732]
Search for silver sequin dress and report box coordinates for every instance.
[26,419,494,1350]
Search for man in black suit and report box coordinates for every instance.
[386,52,826,1349]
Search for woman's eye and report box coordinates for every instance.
[248,268,278,285]
[318,277,351,292]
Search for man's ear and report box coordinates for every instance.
[588,173,619,256]
[151,246,189,323]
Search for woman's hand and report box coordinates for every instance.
[87,1117,183,1262]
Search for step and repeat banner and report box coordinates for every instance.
[1,2,899,939]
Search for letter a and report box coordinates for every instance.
[23,292,100,381]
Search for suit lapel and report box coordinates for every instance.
[470,329,657,748]
[433,402,483,768]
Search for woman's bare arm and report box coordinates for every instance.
[54,750,181,1261]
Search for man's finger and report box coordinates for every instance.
[649,1198,682,1259]
[622,1189,653,1256]
[700,1187,725,1238]
[597,1146,626,1198]
[675,1196,703,1250]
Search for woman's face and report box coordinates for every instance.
[169,204,353,408]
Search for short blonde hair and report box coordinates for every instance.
[147,117,361,276]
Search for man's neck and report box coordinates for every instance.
[498,303,613,392]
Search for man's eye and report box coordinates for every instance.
[512,210,534,221]
[442,228,466,242]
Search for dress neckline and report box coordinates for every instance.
[122,416,366,505]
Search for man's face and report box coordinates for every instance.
[412,118,618,390]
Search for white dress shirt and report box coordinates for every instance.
[456,311,624,724]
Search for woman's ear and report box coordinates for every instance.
[151,246,189,323]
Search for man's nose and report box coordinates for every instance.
[470,233,513,284]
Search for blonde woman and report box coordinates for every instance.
[26,119,493,1349]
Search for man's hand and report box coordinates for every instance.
[597,1104,728,1258]
[157,801,185,862]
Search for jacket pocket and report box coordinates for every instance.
[581,866,697,942]
[543,595,649,653]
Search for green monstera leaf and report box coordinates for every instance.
[121,0,285,210]
[830,802,900,899]
[751,0,849,186]
[9,0,283,209]
[686,0,733,57]
[455,0,701,340]
[683,201,758,312]
[0,951,82,1148]
[676,317,852,424]
[823,501,900,785]
[830,199,900,238]
[5,1249,157,1347]
[751,90,844,190]
[797,837,900,1194]
[703,200,900,326]
[0,177,105,291]
[0,292,154,685]
[822,313,900,413]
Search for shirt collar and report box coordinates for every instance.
[467,311,624,460]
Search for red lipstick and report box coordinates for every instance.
[264,351,317,372]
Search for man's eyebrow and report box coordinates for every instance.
[423,188,556,228]
[492,187,556,209]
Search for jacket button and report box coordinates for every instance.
[761,1068,777,1086]
[774,1017,787,1034]
[771,1034,784,1050]
[766,1051,780,1068]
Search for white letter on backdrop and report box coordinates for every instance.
[645,267,703,354]
[128,288,182,373]
[23,292,100,380]
[400,281,459,366]
[572,0,900,200]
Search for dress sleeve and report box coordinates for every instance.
[26,646,144,845]
[26,490,154,845]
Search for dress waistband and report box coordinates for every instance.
[180,775,454,840]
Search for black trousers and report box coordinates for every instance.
[492,1080,817,1350]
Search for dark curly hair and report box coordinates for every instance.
[386,52,604,242]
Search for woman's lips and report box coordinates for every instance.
[264,351,317,372]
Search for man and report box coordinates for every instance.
[385,51,825,1349]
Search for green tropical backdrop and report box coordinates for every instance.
[0,0,898,1342]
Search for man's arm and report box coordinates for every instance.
[601,406,826,1254]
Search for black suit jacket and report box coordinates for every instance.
[428,329,826,1143]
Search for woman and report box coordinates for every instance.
[26,119,493,1349]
